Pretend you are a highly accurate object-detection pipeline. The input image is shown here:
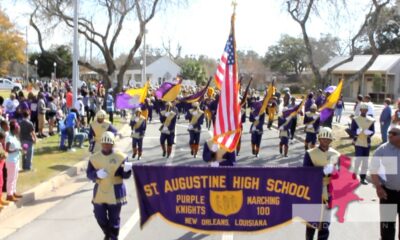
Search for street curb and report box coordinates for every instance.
[0,124,131,222]
[0,157,89,222]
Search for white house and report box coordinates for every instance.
[320,54,400,101]
[123,56,181,88]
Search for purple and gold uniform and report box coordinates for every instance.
[160,103,177,158]
[86,135,131,240]
[185,103,204,158]
[303,105,320,150]
[249,101,265,157]
[130,109,147,160]
[203,140,236,166]
[89,110,117,153]
[350,104,375,183]
[278,113,292,157]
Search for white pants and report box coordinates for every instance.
[6,161,18,196]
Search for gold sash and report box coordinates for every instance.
[308,147,340,201]
[90,151,126,204]
[305,112,319,133]
[162,111,176,130]
[354,116,374,147]
[189,110,204,131]
[91,120,111,142]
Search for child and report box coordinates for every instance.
[5,120,22,202]
[278,108,292,158]
[0,132,9,209]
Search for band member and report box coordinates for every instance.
[267,96,278,129]
[250,102,266,158]
[89,110,117,154]
[86,131,132,240]
[278,108,292,157]
[304,104,320,150]
[186,102,204,158]
[303,127,340,240]
[130,108,147,160]
[351,102,375,184]
[236,103,246,156]
[160,102,177,158]
[203,139,236,166]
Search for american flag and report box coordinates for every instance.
[213,16,241,152]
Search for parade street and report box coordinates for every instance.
[0,115,385,240]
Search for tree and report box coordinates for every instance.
[286,0,390,88]
[29,45,73,78]
[0,10,26,76]
[29,0,167,92]
[238,50,271,88]
[264,35,308,78]
[180,60,207,85]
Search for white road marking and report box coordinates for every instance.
[222,233,234,240]
[120,209,140,240]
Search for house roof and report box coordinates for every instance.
[127,56,176,70]
[320,54,400,74]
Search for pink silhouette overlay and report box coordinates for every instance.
[329,155,363,223]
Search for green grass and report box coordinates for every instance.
[14,115,126,194]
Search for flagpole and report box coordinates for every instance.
[72,0,79,107]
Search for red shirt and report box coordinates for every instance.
[66,92,73,108]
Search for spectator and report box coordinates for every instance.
[370,125,400,240]
[0,132,8,209]
[335,95,345,123]
[3,93,19,119]
[74,125,89,148]
[364,95,375,117]
[20,111,36,171]
[5,120,22,202]
[47,96,57,136]
[37,93,47,138]
[28,92,38,133]
[65,108,79,152]
[380,98,392,143]
[75,95,85,125]
[87,91,97,124]
[392,98,400,125]
[105,89,115,124]
[354,94,363,117]
[66,87,73,111]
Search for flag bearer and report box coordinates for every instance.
[186,102,204,158]
[278,108,291,157]
[250,103,266,158]
[130,108,146,160]
[159,102,177,158]
[303,104,320,150]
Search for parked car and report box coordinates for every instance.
[0,78,22,91]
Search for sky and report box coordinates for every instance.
[1,0,379,60]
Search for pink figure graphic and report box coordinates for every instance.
[22,143,29,150]
[329,155,363,223]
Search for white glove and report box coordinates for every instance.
[356,128,362,135]
[307,124,313,129]
[323,164,334,175]
[364,129,373,136]
[134,117,139,122]
[162,126,168,132]
[211,144,218,152]
[210,161,220,167]
[255,116,259,121]
[164,112,170,117]
[188,124,193,130]
[279,126,284,130]
[123,162,133,172]
[192,110,198,115]
[96,169,108,179]
[312,115,319,120]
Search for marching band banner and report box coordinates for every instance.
[132,165,323,233]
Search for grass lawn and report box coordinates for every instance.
[14,115,127,194]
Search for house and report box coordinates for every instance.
[320,54,400,102]
[123,56,181,88]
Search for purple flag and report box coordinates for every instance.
[319,108,334,123]
[155,82,176,100]
[116,92,141,109]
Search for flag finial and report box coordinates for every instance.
[232,0,237,13]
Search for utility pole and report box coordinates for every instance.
[72,0,79,106]
[26,26,29,84]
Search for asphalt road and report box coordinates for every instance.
[1,110,388,240]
